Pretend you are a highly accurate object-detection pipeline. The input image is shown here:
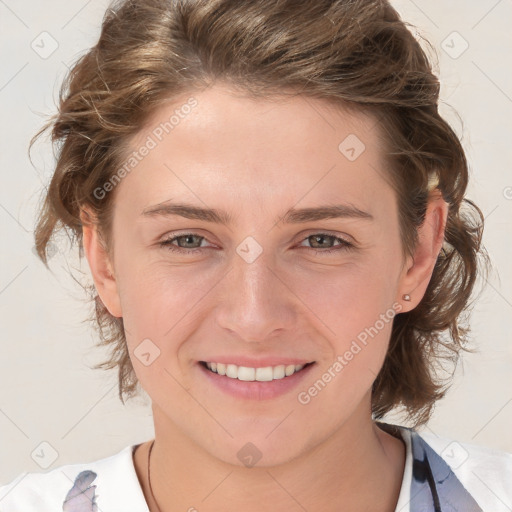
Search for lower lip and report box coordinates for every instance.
[198,362,315,400]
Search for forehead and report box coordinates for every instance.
[116,85,393,221]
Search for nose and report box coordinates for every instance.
[215,245,297,343]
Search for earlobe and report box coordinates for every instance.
[397,191,448,312]
[80,209,122,318]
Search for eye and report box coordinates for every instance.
[159,232,353,256]
[159,233,209,253]
[298,233,353,255]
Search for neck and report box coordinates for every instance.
[139,404,405,512]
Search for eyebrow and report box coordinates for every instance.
[141,200,374,225]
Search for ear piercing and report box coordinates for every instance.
[402,294,411,301]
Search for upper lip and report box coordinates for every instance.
[199,357,314,368]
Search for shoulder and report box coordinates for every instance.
[414,428,512,511]
[0,444,149,512]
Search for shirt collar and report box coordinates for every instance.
[62,425,483,512]
[376,421,483,512]
[408,427,482,511]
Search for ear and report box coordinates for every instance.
[396,190,448,313]
[80,208,123,318]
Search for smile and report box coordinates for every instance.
[203,361,310,382]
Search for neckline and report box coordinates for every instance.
[130,423,411,512]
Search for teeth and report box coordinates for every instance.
[285,364,296,377]
[226,364,238,378]
[238,366,255,381]
[273,365,285,379]
[204,362,307,381]
[255,367,273,381]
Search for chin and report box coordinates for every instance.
[193,421,319,469]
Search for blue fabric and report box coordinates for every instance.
[408,428,482,511]
[62,470,98,512]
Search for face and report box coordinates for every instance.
[87,84,436,466]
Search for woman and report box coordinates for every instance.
[1,0,510,510]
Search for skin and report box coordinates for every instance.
[81,83,447,511]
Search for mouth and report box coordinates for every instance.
[200,361,313,382]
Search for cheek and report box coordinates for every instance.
[289,252,402,395]
[293,256,400,336]
[294,267,398,422]
[117,267,205,398]
[115,255,232,388]
[119,265,204,340]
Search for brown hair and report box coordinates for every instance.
[32,0,488,428]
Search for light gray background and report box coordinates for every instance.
[1,0,511,485]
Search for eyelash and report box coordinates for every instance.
[158,232,354,256]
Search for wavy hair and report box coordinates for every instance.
[32,0,488,427]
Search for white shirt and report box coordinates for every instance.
[1,423,511,511]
